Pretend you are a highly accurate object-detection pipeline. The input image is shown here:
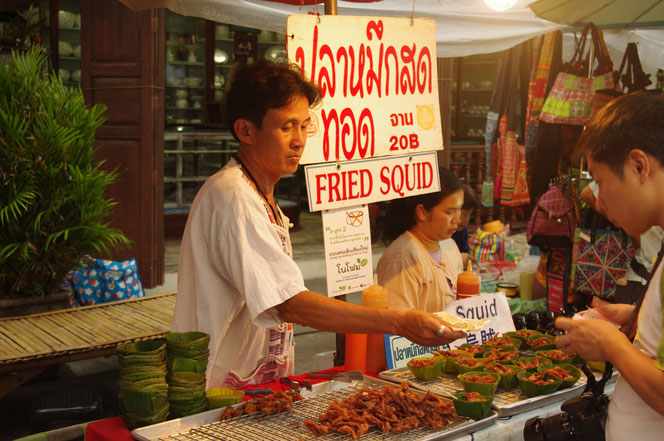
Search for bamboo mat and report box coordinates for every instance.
[0,292,175,367]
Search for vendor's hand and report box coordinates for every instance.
[396,310,466,346]
[555,316,629,362]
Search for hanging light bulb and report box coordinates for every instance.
[483,0,518,12]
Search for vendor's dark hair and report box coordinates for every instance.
[225,61,321,140]
[577,90,664,177]
[382,167,463,244]
[461,184,478,211]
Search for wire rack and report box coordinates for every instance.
[141,381,487,441]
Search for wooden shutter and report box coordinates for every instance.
[81,0,165,288]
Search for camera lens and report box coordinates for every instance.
[524,413,577,441]
[540,413,576,441]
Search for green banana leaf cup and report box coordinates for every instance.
[517,370,562,397]
[455,357,489,374]
[452,392,494,420]
[534,349,583,365]
[407,356,445,380]
[458,371,501,395]
[485,362,525,390]
[537,364,582,389]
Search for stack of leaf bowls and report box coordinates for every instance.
[166,331,210,418]
[117,340,169,429]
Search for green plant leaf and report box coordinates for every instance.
[0,48,128,298]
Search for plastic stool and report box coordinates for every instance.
[30,388,103,433]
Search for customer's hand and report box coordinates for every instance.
[555,316,629,362]
[396,310,466,346]
[595,303,635,328]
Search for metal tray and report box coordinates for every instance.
[379,366,614,417]
[131,376,498,441]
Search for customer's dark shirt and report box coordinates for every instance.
[451,227,470,253]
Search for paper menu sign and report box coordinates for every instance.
[444,292,516,348]
[322,205,373,297]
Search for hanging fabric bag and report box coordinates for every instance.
[540,23,616,125]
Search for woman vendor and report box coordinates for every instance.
[376,168,464,311]
[171,61,465,389]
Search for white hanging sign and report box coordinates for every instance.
[322,205,373,297]
[304,152,440,211]
[444,292,516,348]
[287,15,442,165]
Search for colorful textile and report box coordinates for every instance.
[540,71,616,125]
[71,258,145,306]
[527,185,575,247]
[547,270,566,314]
[572,229,635,300]
[469,225,510,262]
[526,31,559,163]
[509,145,530,206]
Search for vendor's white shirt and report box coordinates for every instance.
[606,258,664,440]
[172,158,306,389]
[376,232,462,311]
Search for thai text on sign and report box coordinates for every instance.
[305,152,439,211]
[287,15,442,165]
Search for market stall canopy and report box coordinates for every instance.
[117,0,563,57]
[529,0,664,28]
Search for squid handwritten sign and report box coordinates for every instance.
[287,15,442,165]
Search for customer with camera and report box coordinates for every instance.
[554,91,664,441]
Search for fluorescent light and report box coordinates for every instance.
[483,0,518,11]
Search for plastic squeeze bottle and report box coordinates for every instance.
[456,261,481,299]
[362,275,389,373]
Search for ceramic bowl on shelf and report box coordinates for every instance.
[213,74,225,88]
[58,10,75,28]
[59,41,73,56]
[72,45,81,59]
[214,49,229,64]
[174,89,189,99]
[58,69,70,82]
[175,99,188,109]
[71,69,82,82]
[264,45,287,62]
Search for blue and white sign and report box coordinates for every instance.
[383,334,448,370]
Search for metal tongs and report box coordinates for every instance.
[279,377,312,393]
[305,370,364,382]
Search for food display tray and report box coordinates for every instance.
[379,367,615,417]
[131,377,498,441]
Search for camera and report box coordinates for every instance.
[523,363,613,441]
